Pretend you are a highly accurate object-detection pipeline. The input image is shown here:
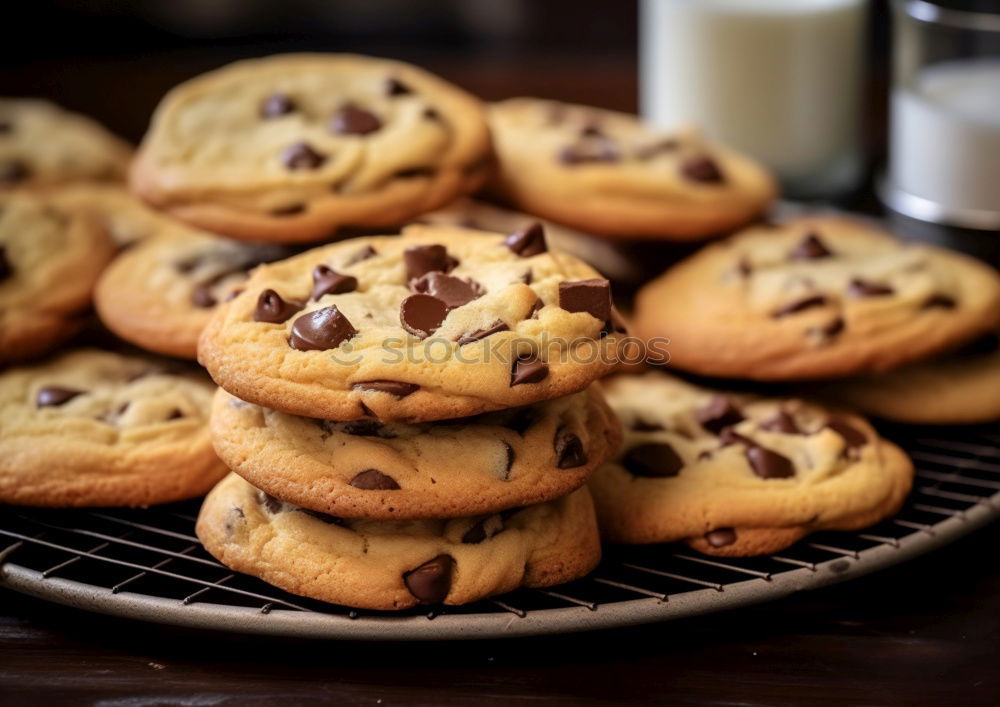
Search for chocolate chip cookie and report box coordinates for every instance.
[487,98,777,240]
[197,472,601,609]
[588,372,914,557]
[96,231,298,359]
[131,53,493,243]
[197,224,627,422]
[0,98,132,189]
[635,216,1000,380]
[0,191,116,363]
[211,384,619,519]
[0,349,227,507]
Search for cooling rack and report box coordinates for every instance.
[1,422,998,641]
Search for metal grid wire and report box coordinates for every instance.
[1,422,998,635]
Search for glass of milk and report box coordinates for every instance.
[884,1,1000,230]
[640,0,866,200]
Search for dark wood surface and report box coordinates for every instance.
[2,519,998,705]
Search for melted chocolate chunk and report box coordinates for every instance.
[705,528,737,548]
[827,418,867,450]
[681,155,724,183]
[771,295,828,318]
[719,427,753,447]
[349,469,400,490]
[345,244,377,265]
[298,508,344,525]
[254,289,303,323]
[746,445,795,479]
[504,223,547,257]
[847,278,895,298]
[330,104,382,135]
[411,272,482,310]
[528,298,544,319]
[353,380,419,398]
[696,396,744,434]
[554,426,587,469]
[502,441,515,477]
[282,142,326,170]
[261,93,296,118]
[0,160,30,184]
[258,490,283,514]
[386,77,412,96]
[190,283,217,308]
[400,293,448,338]
[36,386,84,407]
[288,306,357,350]
[423,107,440,121]
[510,354,548,386]
[923,294,957,310]
[623,442,684,478]
[760,410,799,434]
[789,233,833,260]
[338,419,386,436]
[0,246,11,281]
[457,320,509,346]
[461,520,489,545]
[403,554,454,604]
[559,278,612,322]
[404,244,456,281]
[311,265,358,300]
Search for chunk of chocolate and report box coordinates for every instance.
[681,155,724,183]
[760,410,799,434]
[811,317,845,340]
[504,223,547,257]
[510,354,548,386]
[457,320,509,346]
[258,491,283,514]
[696,396,744,434]
[923,294,957,310]
[36,386,84,407]
[0,246,11,281]
[349,469,400,490]
[254,289,303,323]
[330,104,381,135]
[403,554,454,604]
[190,283,217,308]
[745,445,795,479]
[622,442,684,478]
[789,233,833,260]
[298,508,344,525]
[282,142,326,170]
[461,520,489,545]
[559,278,612,322]
[403,244,456,281]
[705,528,737,548]
[554,426,587,468]
[166,408,185,421]
[353,380,419,398]
[827,418,867,450]
[386,77,412,96]
[400,293,448,338]
[771,295,828,318]
[0,160,30,184]
[261,93,295,118]
[310,265,358,300]
[288,306,357,350]
[502,441,515,477]
[847,278,894,298]
[411,272,481,310]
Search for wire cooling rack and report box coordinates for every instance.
[1,423,998,640]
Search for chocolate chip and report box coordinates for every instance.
[115,401,130,416]
[705,528,737,548]
[36,386,84,407]
[847,278,894,298]
[338,419,385,436]
[528,298,544,319]
[827,418,867,450]
[696,396,744,434]
[0,246,11,281]
[719,427,753,447]
[330,104,381,135]
[681,155,724,183]
[771,295,828,318]
[760,410,799,434]
[559,136,619,164]
[258,490,283,514]
[166,408,184,420]
[310,265,358,300]
[254,289,303,323]
[746,445,795,479]
[738,258,752,277]
[423,107,440,121]
[261,93,295,118]
[510,354,548,386]
[813,317,845,339]
[631,418,664,432]
[789,233,833,260]
[504,223,547,257]
[403,554,454,604]
[0,160,29,184]
[461,520,489,545]
[353,380,419,398]
[403,244,457,282]
[282,142,326,170]
[270,203,306,217]
[345,244,377,265]
[298,508,344,525]
[411,272,481,310]
[457,320,509,346]
[400,293,448,338]
[635,139,679,160]
[349,469,400,490]
[190,283,217,308]
[923,294,957,310]
[521,270,533,285]
[386,77,412,96]
[502,441,515,478]
[623,442,683,478]
[554,426,587,468]
[288,306,357,350]
[559,278,612,322]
